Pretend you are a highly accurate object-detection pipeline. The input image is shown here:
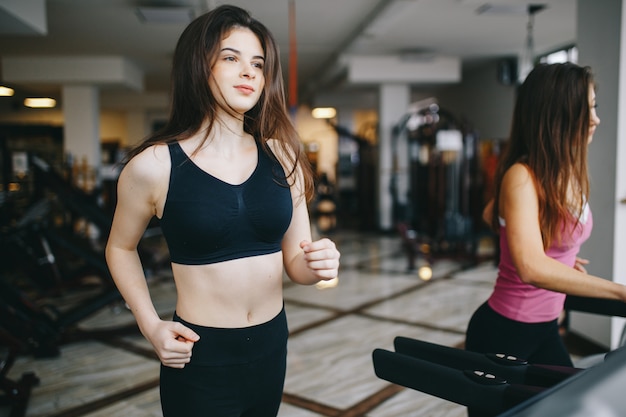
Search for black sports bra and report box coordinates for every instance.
[159,141,293,265]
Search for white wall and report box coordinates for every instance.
[434,60,517,141]
[569,0,623,348]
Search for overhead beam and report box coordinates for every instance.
[1,56,144,91]
[345,54,461,84]
[0,0,47,35]
[301,0,395,102]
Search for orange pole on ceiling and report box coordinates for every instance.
[288,0,297,116]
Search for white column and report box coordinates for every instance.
[62,85,101,169]
[378,83,410,231]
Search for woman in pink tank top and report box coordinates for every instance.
[465,63,626,375]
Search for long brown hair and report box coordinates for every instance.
[491,62,594,249]
[124,5,314,200]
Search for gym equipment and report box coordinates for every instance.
[312,173,337,234]
[373,343,544,416]
[372,295,626,416]
[0,150,165,356]
[0,153,161,417]
[30,155,111,235]
[390,101,483,269]
[373,338,626,417]
[498,344,626,416]
[0,326,40,417]
[332,123,378,231]
[0,197,122,358]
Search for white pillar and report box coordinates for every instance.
[62,85,101,170]
[378,83,410,231]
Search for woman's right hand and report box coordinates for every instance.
[144,320,200,368]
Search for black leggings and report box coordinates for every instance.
[464,302,572,417]
[465,302,572,367]
[160,308,288,417]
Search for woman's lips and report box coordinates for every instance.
[235,85,254,94]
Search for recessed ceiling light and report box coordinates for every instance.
[24,98,56,108]
[312,107,337,119]
[0,86,14,96]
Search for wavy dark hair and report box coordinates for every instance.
[491,62,594,249]
[124,4,313,200]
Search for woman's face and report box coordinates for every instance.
[209,27,265,115]
[588,86,600,144]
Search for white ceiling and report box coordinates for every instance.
[0,0,577,107]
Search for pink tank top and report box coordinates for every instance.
[488,204,593,323]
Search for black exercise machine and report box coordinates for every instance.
[0,154,160,417]
[0,326,40,417]
[373,338,578,416]
[372,296,626,416]
[0,197,123,417]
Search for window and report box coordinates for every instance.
[538,45,578,64]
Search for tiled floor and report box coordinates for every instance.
[0,229,603,417]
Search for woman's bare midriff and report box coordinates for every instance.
[170,251,285,328]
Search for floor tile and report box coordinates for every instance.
[283,269,423,312]
[82,388,162,417]
[6,341,159,417]
[367,388,467,417]
[285,315,462,410]
[364,279,493,333]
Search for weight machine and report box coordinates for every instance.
[0,153,161,417]
[390,100,483,270]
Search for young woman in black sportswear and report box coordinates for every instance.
[105,5,340,416]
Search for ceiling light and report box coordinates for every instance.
[24,98,56,108]
[311,107,337,119]
[0,86,14,96]
[136,7,194,24]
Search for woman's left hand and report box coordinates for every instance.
[300,238,340,281]
[574,257,589,274]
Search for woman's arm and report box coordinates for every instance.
[270,141,340,285]
[282,186,340,285]
[105,146,198,367]
[483,198,494,227]
[501,163,626,301]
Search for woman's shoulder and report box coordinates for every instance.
[265,138,294,164]
[265,138,284,153]
[121,143,171,184]
[503,162,534,187]
[499,162,539,220]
